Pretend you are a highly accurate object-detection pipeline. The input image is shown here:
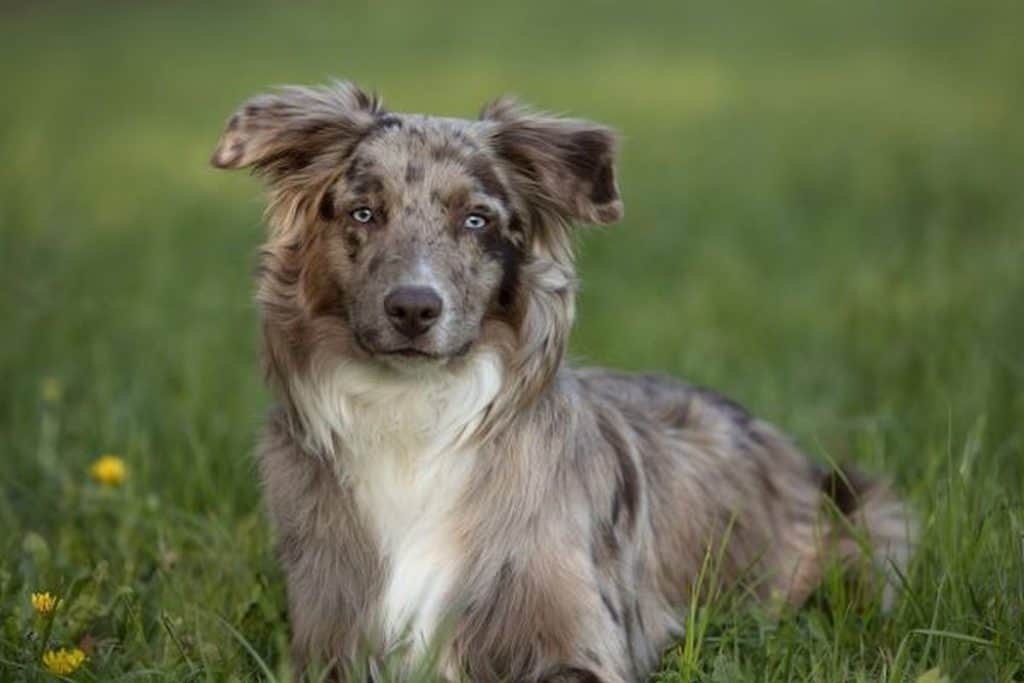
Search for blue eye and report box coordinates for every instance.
[463,213,488,230]
[351,208,374,223]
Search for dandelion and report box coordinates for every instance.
[90,454,127,486]
[40,377,63,403]
[42,647,86,675]
[31,592,59,615]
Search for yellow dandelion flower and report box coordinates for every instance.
[90,454,127,486]
[41,378,63,403]
[42,647,86,675]
[31,592,59,615]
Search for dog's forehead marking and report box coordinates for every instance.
[365,113,481,151]
[348,116,508,214]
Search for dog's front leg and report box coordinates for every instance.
[259,412,384,675]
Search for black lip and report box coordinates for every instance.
[354,333,443,360]
[353,332,474,362]
[388,348,438,359]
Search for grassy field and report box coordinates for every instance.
[1,0,1022,680]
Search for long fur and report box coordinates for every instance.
[212,81,916,682]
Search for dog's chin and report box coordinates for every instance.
[377,351,448,374]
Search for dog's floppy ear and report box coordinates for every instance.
[211,81,382,177]
[480,98,623,225]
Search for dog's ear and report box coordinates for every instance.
[211,81,382,177]
[480,98,622,225]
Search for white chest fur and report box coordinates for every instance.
[291,351,502,650]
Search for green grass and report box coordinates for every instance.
[1,0,1022,680]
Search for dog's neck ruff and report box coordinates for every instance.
[289,349,504,649]
[290,349,503,465]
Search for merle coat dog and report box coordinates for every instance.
[211,81,914,682]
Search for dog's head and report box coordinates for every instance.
[212,81,621,372]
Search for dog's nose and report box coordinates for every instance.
[384,286,443,338]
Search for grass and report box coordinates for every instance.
[1,0,1022,680]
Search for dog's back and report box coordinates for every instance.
[578,369,912,610]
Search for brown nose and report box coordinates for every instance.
[384,286,443,338]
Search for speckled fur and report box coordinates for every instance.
[212,81,915,682]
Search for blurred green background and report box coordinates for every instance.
[1,1,1022,680]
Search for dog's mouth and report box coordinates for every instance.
[354,333,474,363]
[387,347,441,359]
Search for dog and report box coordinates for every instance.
[211,81,914,682]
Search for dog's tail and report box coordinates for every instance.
[821,466,917,610]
